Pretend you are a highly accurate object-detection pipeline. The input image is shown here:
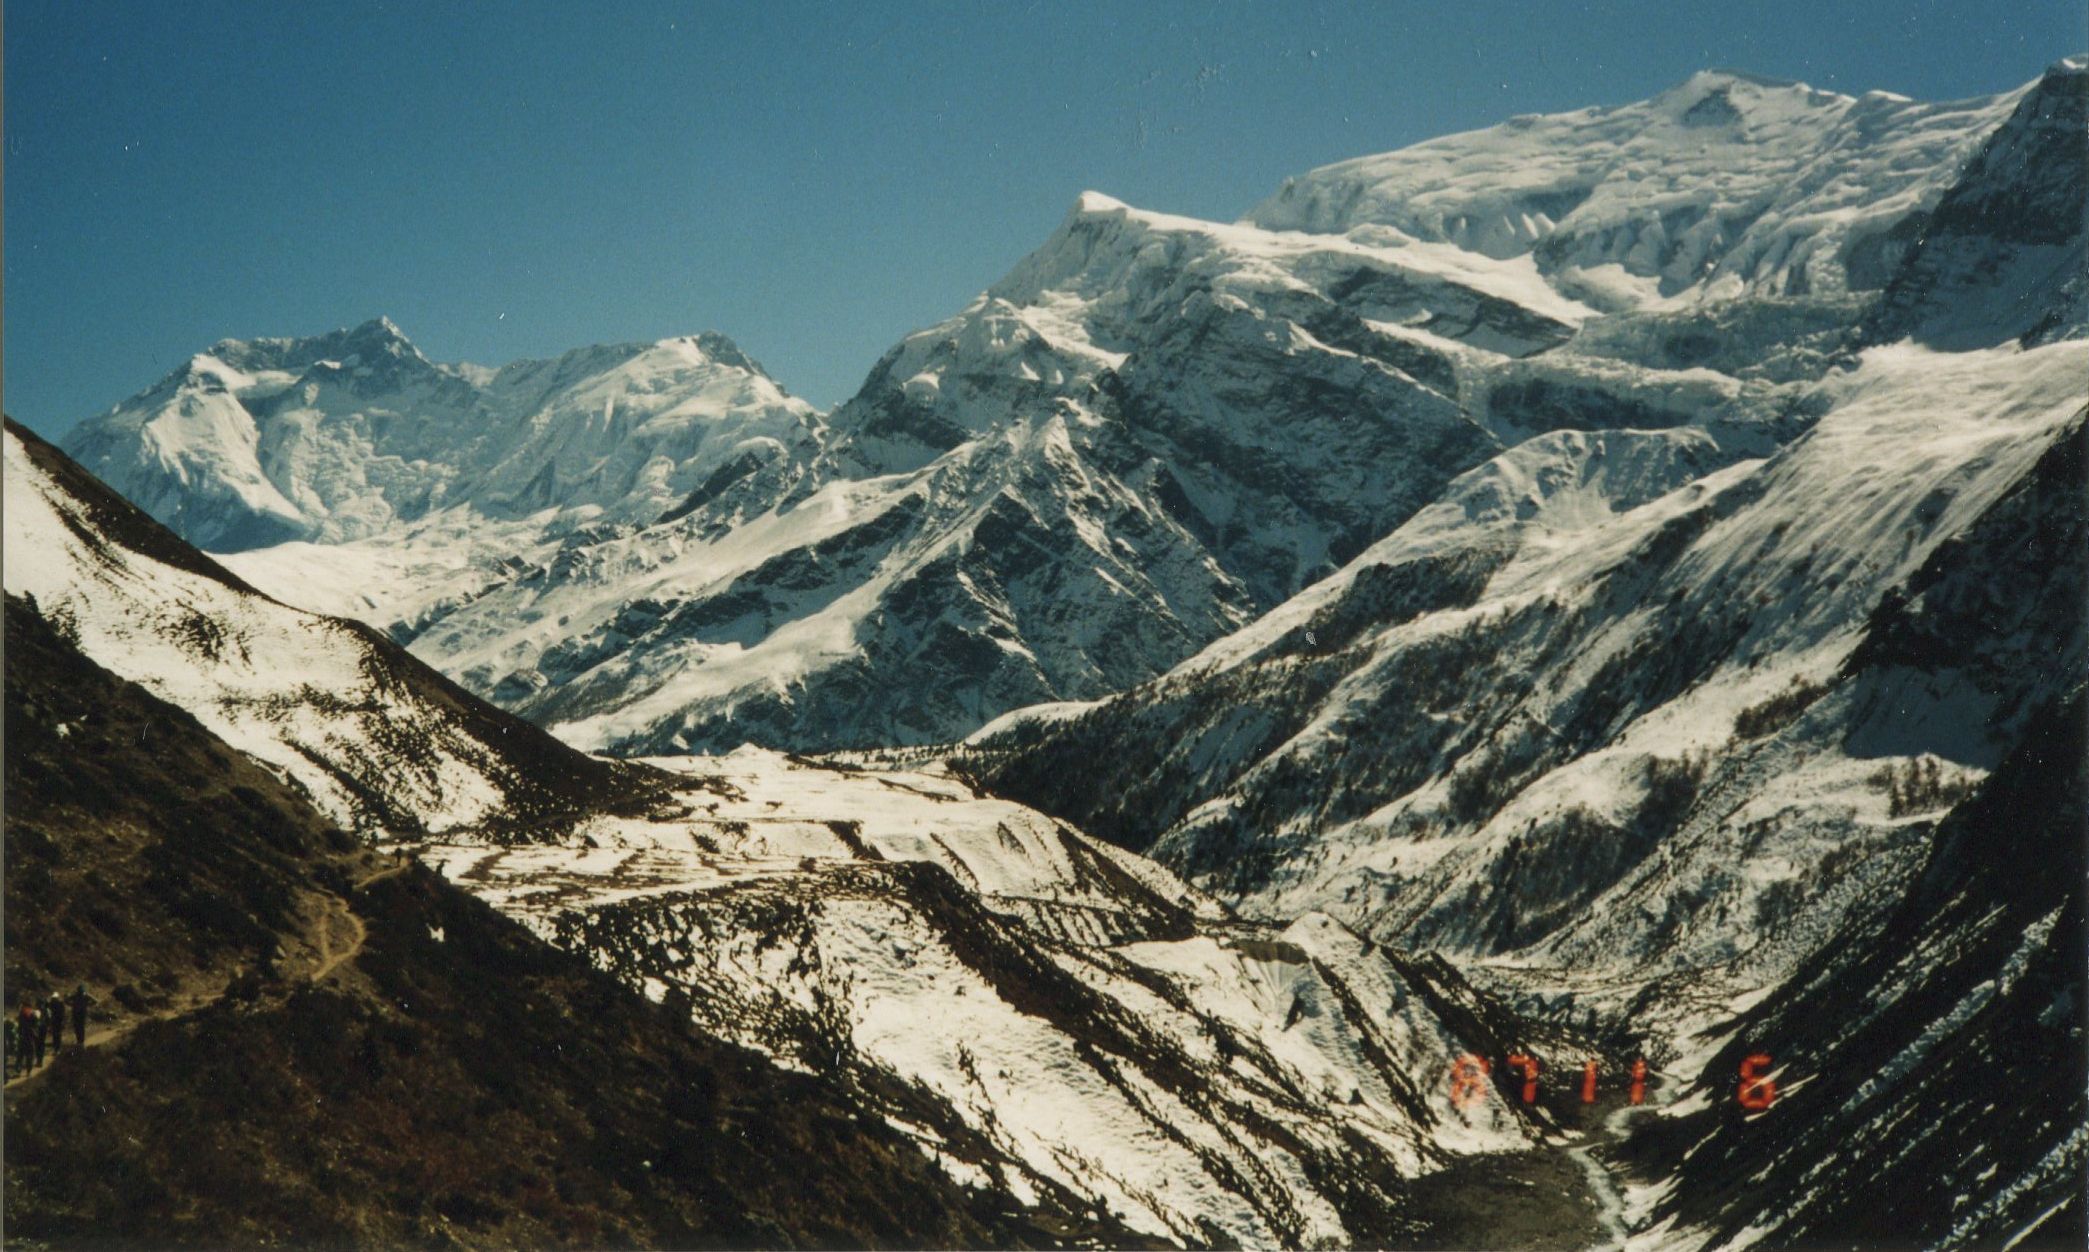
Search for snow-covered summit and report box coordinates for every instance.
[64,61,2085,771]
[61,319,820,551]
[1247,68,2029,306]
[208,315,427,375]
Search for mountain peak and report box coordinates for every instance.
[1246,66,2004,294]
[2033,54,2088,98]
[675,330,768,379]
[200,316,424,378]
[1072,189,1132,217]
[338,315,418,357]
[1674,67,1809,92]
[1651,67,1848,120]
[63,311,824,551]
[352,314,407,340]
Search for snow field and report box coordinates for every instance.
[414,749,1547,1245]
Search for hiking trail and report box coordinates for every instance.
[3,852,413,1094]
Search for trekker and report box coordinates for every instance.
[70,985,93,1047]
[23,1003,44,1069]
[4,1017,17,1077]
[45,994,65,1056]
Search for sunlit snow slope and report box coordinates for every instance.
[4,419,643,837]
[19,53,2087,1252]
[5,424,1632,1247]
[967,57,2089,1252]
[411,749,1623,1247]
[1248,69,2022,308]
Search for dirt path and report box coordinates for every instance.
[307,895,368,985]
[353,857,412,892]
[1,983,220,1092]
[4,852,411,1094]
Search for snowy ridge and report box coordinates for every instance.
[257,177,1602,754]
[1249,70,2026,307]
[62,319,820,551]
[3,420,636,837]
[1864,57,2089,349]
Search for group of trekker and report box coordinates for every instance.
[5,986,93,1078]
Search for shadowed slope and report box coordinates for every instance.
[1,594,1125,1249]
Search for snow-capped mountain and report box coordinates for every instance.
[68,65,2046,762]
[159,195,1601,756]
[962,59,2089,1251]
[8,422,1628,1246]
[406,192,1593,753]
[965,59,2087,963]
[62,318,820,552]
[1247,68,2023,308]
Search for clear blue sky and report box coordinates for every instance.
[6,0,2083,436]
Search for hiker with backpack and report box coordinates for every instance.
[45,993,66,1057]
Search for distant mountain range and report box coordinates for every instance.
[66,65,2076,761]
[16,57,2087,1250]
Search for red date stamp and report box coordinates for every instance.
[1448,1054,1491,1108]
[1448,1052,1778,1111]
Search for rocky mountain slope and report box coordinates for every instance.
[1,594,1121,1249]
[68,66,2045,760]
[10,419,1634,1247]
[967,343,2087,1248]
[969,340,2085,948]
[1863,55,2089,349]
[1621,686,2085,1250]
[5,418,650,838]
[404,744,1667,1247]
[961,58,2089,1252]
